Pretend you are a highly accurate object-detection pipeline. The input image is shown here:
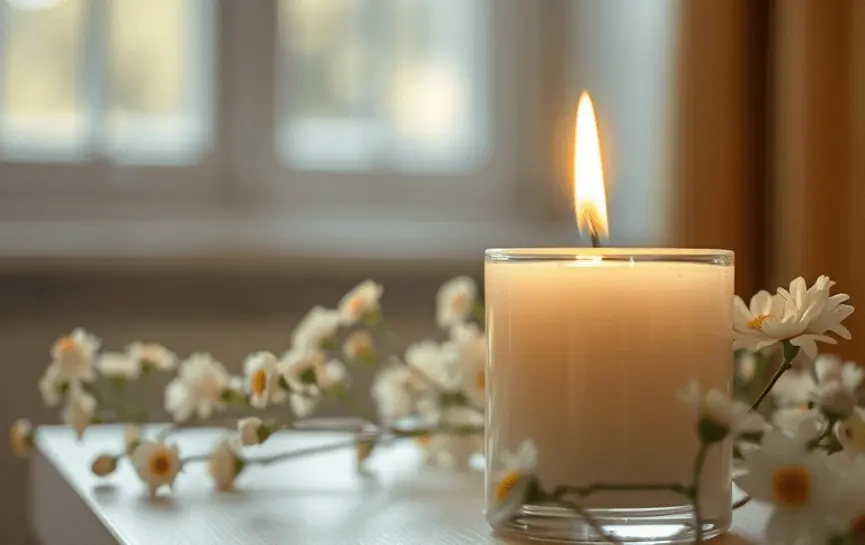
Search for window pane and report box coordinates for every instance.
[106,0,212,164]
[278,0,488,172]
[0,0,87,159]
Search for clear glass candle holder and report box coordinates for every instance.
[484,248,734,544]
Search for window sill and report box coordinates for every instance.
[0,218,589,273]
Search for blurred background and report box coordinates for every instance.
[1,0,864,542]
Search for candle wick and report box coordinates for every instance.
[588,218,602,248]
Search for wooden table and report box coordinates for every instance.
[30,426,768,544]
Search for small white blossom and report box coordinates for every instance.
[96,351,141,380]
[164,353,230,422]
[63,383,96,440]
[91,454,118,477]
[9,419,33,457]
[124,425,141,457]
[316,359,346,391]
[279,348,324,394]
[243,351,284,409]
[444,323,487,408]
[816,381,857,420]
[292,306,341,350]
[207,438,244,492]
[837,409,865,456]
[343,331,375,361]
[678,381,765,442]
[371,364,419,422]
[337,280,383,325]
[238,417,270,446]
[774,355,862,418]
[38,364,64,407]
[127,342,176,372]
[289,393,318,418]
[735,430,836,545]
[436,276,477,329]
[132,440,180,497]
[50,329,100,383]
[487,440,538,529]
[825,453,865,542]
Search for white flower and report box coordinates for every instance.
[735,430,836,545]
[289,393,318,418]
[774,354,862,417]
[343,331,375,361]
[316,359,346,391]
[405,340,455,390]
[292,306,341,349]
[837,409,865,456]
[50,328,100,383]
[96,351,141,380]
[678,381,765,442]
[243,351,284,409]
[38,364,64,407]
[279,348,324,394]
[63,383,96,440]
[782,276,854,356]
[9,418,33,457]
[337,280,383,325]
[91,454,118,477]
[127,342,176,372]
[825,453,865,542]
[207,438,244,492]
[816,381,857,420]
[238,417,271,446]
[371,363,419,422]
[124,425,141,457]
[164,353,230,422]
[444,323,487,407]
[132,440,180,497]
[487,440,539,529]
[736,350,759,383]
[436,276,477,329]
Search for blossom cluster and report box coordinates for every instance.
[11,277,485,494]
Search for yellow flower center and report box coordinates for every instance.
[55,336,76,354]
[747,314,772,330]
[149,451,172,477]
[348,297,365,314]
[771,465,811,507]
[476,371,486,391]
[251,369,268,395]
[496,471,520,501]
[416,434,431,447]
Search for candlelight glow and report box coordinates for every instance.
[574,91,609,240]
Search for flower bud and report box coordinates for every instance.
[9,419,33,458]
[817,382,856,421]
[91,454,118,477]
[238,417,271,446]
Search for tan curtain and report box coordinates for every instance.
[674,0,865,361]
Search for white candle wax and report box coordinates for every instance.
[486,250,733,513]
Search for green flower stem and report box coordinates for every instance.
[690,443,709,545]
[732,496,751,510]
[749,341,800,412]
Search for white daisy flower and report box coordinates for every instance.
[436,276,477,329]
[337,280,383,325]
[9,418,33,458]
[237,417,271,446]
[292,306,341,350]
[207,438,244,492]
[243,351,284,409]
[487,440,539,529]
[279,347,325,395]
[289,392,318,418]
[315,359,347,391]
[405,340,455,390]
[342,331,375,361]
[371,363,420,422]
[780,276,854,357]
[63,383,96,440]
[164,353,230,422]
[50,328,100,383]
[774,355,862,419]
[124,424,141,457]
[132,440,180,497]
[96,351,141,381]
[127,342,177,373]
[734,430,835,545]
[38,364,64,407]
[444,323,487,408]
[91,454,118,477]
[836,408,865,456]
[825,453,865,542]
[678,381,765,442]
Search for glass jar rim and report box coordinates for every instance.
[485,248,733,264]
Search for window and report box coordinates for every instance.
[0,0,213,164]
[277,0,489,172]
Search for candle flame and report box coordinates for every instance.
[574,91,609,240]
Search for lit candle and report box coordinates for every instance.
[485,92,733,541]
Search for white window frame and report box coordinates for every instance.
[0,0,581,259]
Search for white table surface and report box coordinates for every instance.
[30,426,768,544]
